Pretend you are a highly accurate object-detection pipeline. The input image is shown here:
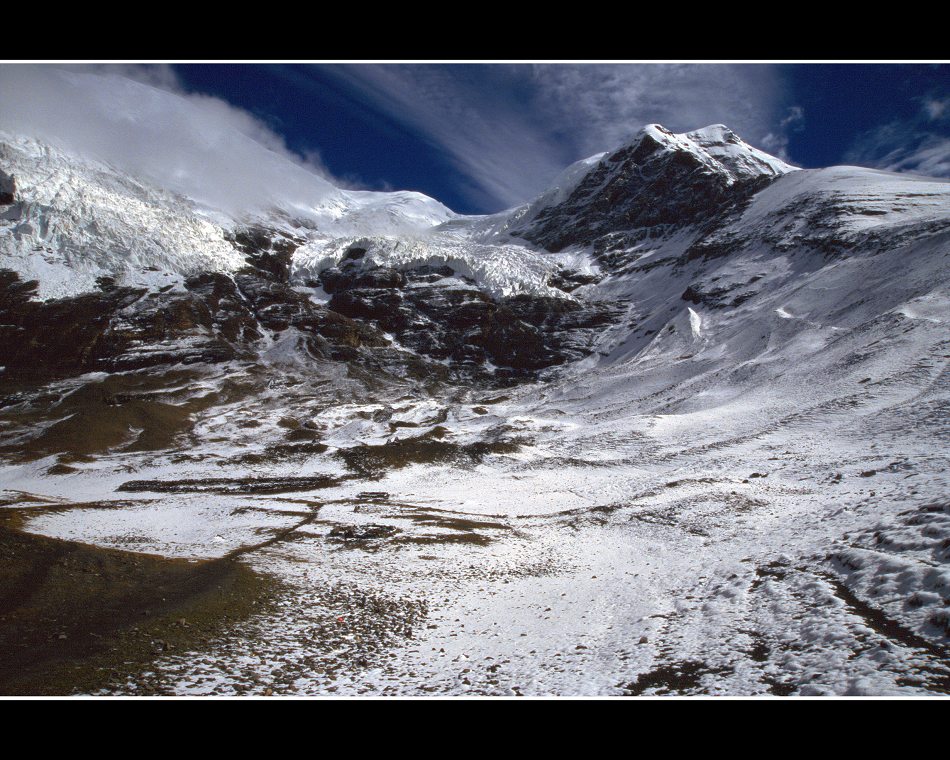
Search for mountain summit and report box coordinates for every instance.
[505,124,797,252]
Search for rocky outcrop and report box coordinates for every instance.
[321,259,621,379]
[680,279,760,310]
[226,225,303,283]
[0,170,14,205]
[0,264,393,383]
[0,270,149,380]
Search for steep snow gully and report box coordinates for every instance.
[1,122,949,696]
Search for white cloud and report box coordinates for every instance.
[760,105,805,161]
[844,97,950,179]
[0,64,348,218]
[523,64,788,156]
[923,97,950,121]
[846,127,950,178]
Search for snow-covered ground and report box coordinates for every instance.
[1,117,948,695]
[6,286,947,694]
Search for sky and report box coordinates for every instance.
[1,63,948,215]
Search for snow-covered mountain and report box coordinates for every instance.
[1,117,949,697]
[462,124,795,250]
[0,133,454,300]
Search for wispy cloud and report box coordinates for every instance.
[318,63,793,210]
[923,96,950,121]
[760,105,805,161]
[0,64,353,217]
[522,64,788,156]
[845,96,950,178]
[318,64,573,211]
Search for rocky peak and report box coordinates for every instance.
[508,124,796,254]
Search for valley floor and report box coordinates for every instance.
[1,326,948,696]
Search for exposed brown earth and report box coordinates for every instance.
[0,520,277,695]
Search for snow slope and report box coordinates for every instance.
[0,133,455,299]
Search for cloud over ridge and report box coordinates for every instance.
[0,64,346,218]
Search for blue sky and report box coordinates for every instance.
[3,63,948,215]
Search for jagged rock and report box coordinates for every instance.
[0,264,400,383]
[0,170,15,205]
[0,270,147,380]
[319,265,405,293]
[232,273,388,350]
[680,281,759,309]
[548,268,602,292]
[321,261,619,377]
[479,307,550,371]
[227,225,302,283]
[342,245,367,261]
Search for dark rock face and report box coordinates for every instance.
[510,126,777,255]
[323,262,621,379]
[0,270,149,380]
[0,265,391,383]
[320,265,405,293]
[229,272,388,360]
[0,218,488,404]
[681,281,759,310]
[0,170,14,206]
[548,267,602,293]
[227,226,302,283]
